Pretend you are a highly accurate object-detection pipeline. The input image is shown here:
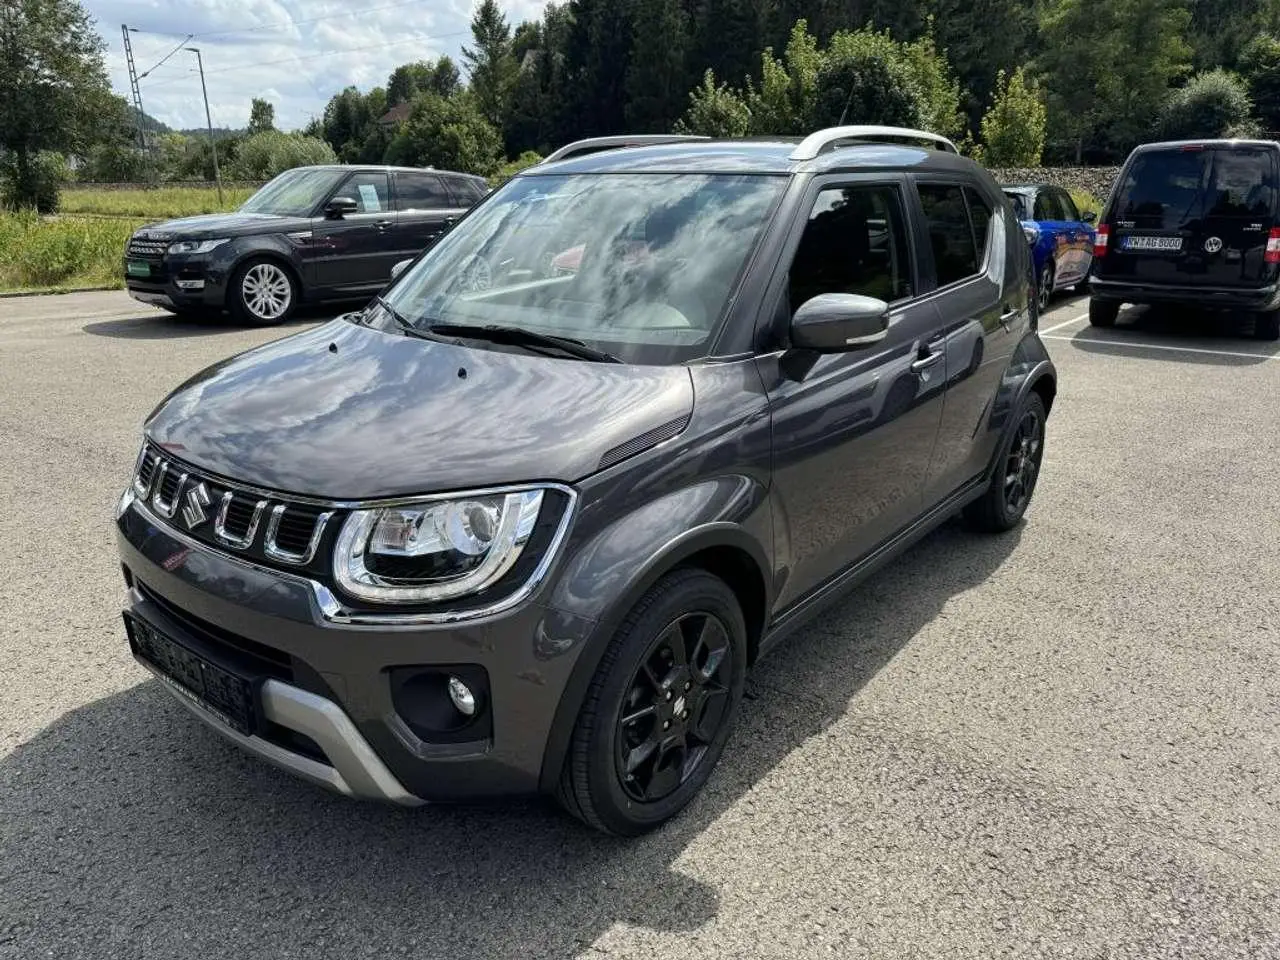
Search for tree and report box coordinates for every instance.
[1037,0,1192,162]
[927,0,1031,133]
[675,69,751,137]
[387,58,461,106]
[624,0,692,131]
[320,86,387,162]
[384,92,503,175]
[463,0,518,128]
[975,67,1046,165]
[689,0,765,93]
[0,0,115,209]
[247,98,275,135]
[1240,33,1280,130]
[227,131,337,180]
[1188,0,1268,71]
[745,19,821,135]
[1159,69,1258,139]
[562,0,634,137]
[812,41,921,129]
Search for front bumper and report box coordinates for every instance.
[1089,276,1280,311]
[116,494,598,803]
[124,253,228,311]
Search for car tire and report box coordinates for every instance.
[1253,312,1280,341]
[963,392,1047,534]
[228,258,298,326]
[1037,263,1054,314]
[1089,298,1120,328]
[558,568,747,836]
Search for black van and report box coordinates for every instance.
[1089,139,1280,340]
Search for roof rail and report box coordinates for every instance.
[789,126,959,160]
[541,134,710,164]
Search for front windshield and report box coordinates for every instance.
[240,168,346,217]
[380,172,786,364]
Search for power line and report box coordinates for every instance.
[139,34,194,79]
[142,30,469,89]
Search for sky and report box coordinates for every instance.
[87,0,552,132]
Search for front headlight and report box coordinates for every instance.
[333,489,547,604]
[167,238,230,255]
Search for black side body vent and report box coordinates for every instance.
[598,415,691,471]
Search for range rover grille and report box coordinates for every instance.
[127,238,168,259]
[131,446,338,574]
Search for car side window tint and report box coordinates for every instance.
[452,178,487,204]
[341,172,389,214]
[1058,190,1080,222]
[1032,190,1055,221]
[395,173,451,211]
[787,183,913,313]
[964,188,993,266]
[918,183,978,287]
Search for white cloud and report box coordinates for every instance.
[88,0,552,131]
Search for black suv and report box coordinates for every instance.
[124,164,488,325]
[115,127,1057,835]
[1090,138,1280,340]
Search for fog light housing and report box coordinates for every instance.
[447,675,476,716]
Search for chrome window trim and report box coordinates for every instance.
[213,491,268,550]
[264,504,334,565]
[126,486,578,627]
[151,463,186,519]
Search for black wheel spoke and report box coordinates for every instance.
[613,608,737,805]
[623,738,659,775]
[690,687,729,743]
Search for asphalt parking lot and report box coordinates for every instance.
[2,290,1278,959]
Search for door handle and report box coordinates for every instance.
[910,351,944,373]
[375,219,393,231]
[1000,308,1018,329]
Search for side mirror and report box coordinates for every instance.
[390,258,412,280]
[1082,211,1097,224]
[325,196,359,219]
[790,293,890,352]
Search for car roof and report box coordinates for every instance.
[523,135,978,179]
[1001,183,1052,192]
[1130,138,1280,154]
[293,164,486,182]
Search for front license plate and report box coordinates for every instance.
[123,612,256,735]
[1122,235,1183,252]
[126,260,151,277]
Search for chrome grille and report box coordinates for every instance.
[127,238,168,259]
[131,446,336,569]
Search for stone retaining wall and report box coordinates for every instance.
[989,167,1121,203]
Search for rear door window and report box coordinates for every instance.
[1207,150,1275,217]
[918,183,979,287]
[394,173,452,211]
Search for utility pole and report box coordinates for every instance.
[121,26,148,153]
[187,47,223,205]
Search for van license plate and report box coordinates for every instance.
[1122,235,1182,252]
[127,260,151,277]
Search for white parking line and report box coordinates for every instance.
[1041,334,1280,361]
[1039,313,1090,335]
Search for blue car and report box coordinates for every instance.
[1002,184,1097,312]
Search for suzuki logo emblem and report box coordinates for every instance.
[181,481,212,529]
[1204,236,1223,254]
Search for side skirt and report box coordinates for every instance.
[756,477,987,661]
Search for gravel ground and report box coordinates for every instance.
[1,291,1278,959]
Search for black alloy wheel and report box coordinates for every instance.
[963,392,1048,533]
[559,569,747,836]
[1003,404,1044,517]
[1037,263,1054,313]
[615,611,734,804]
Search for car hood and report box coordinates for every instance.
[134,212,312,240]
[144,319,695,499]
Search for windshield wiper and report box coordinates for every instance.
[425,322,623,363]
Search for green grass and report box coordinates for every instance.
[0,211,144,292]
[60,185,254,219]
[1070,188,1104,222]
